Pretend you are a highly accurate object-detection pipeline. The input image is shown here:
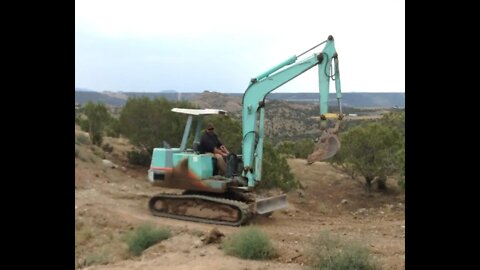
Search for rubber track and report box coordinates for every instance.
[148,193,251,226]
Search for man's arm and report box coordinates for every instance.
[219,144,229,153]
[213,147,225,156]
[213,135,228,153]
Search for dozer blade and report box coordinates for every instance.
[255,194,288,215]
[307,134,340,164]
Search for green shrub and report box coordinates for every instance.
[294,139,315,159]
[331,123,403,191]
[90,146,106,159]
[84,251,110,266]
[222,226,276,260]
[102,143,114,153]
[119,97,196,156]
[90,132,104,146]
[78,118,90,132]
[105,117,121,138]
[75,134,91,145]
[258,142,298,192]
[308,231,377,270]
[398,177,405,190]
[127,150,151,166]
[124,224,171,256]
[396,148,405,190]
[317,245,376,270]
[83,102,111,146]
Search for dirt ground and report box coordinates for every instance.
[75,127,405,270]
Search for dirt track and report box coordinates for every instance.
[75,131,405,270]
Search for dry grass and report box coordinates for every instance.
[307,231,378,270]
[124,223,171,256]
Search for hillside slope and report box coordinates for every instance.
[75,126,405,269]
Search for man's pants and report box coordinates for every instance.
[208,153,226,176]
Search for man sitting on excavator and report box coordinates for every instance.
[198,123,229,175]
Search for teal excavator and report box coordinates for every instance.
[147,35,343,226]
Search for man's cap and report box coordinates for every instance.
[206,123,215,130]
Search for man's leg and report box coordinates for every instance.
[214,153,227,176]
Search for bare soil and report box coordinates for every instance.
[75,127,405,270]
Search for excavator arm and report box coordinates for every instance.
[241,35,343,187]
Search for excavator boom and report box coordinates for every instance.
[242,35,343,186]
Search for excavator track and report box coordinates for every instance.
[148,193,251,226]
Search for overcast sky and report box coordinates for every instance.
[75,0,404,93]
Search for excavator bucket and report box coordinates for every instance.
[307,133,341,164]
[255,194,288,215]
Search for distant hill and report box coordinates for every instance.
[75,87,97,92]
[75,90,404,109]
[75,91,127,106]
[266,92,405,108]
